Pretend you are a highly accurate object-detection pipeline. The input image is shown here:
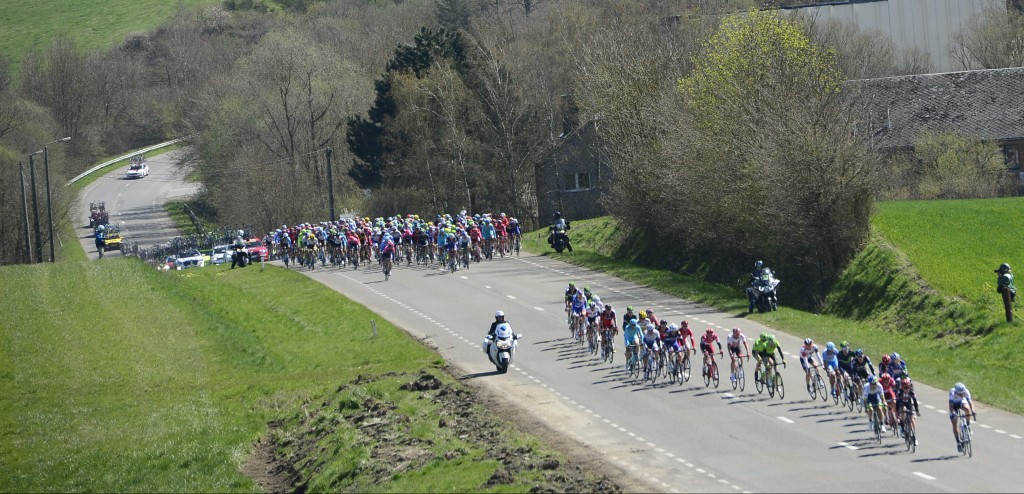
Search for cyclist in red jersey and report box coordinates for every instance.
[677,320,696,353]
[699,328,723,376]
[879,372,899,430]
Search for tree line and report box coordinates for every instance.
[1,0,1021,308]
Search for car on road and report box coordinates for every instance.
[210,245,229,265]
[125,155,149,179]
[246,238,269,262]
[173,249,205,269]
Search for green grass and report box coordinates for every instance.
[0,0,215,78]
[71,143,184,190]
[524,214,1023,414]
[0,260,440,492]
[873,197,1024,305]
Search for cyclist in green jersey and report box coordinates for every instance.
[753,333,785,382]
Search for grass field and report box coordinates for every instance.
[523,211,1023,414]
[0,259,566,492]
[0,0,214,77]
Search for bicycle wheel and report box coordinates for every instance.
[629,354,640,379]
[774,372,785,399]
[681,354,691,383]
[711,362,720,388]
[831,378,840,405]
[905,422,916,453]
[703,362,711,387]
[755,366,764,394]
[816,374,828,402]
[875,415,882,444]
[961,420,972,457]
[737,365,745,391]
[650,355,659,384]
[731,365,739,391]
[766,371,775,398]
[807,374,818,400]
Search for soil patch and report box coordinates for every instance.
[243,370,624,493]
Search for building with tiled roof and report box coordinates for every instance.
[848,67,1024,168]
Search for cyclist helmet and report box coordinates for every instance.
[767,334,777,341]
[592,296,601,305]
[955,382,967,394]
[891,352,901,362]
[681,320,689,328]
[901,377,912,388]
[759,332,768,340]
[881,354,891,364]
[584,286,591,293]
[732,327,741,335]
[97,225,105,231]
[668,323,679,332]
[855,349,864,357]
[826,342,836,351]
[238,229,244,236]
[630,318,638,325]
[626,306,634,312]
[604,304,612,310]
[646,323,656,331]
[705,328,715,336]
[568,282,575,288]
[639,311,647,319]
[803,338,813,346]
[495,310,505,319]
[840,341,849,348]
[867,375,877,384]
[755,260,763,269]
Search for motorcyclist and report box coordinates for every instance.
[548,212,572,252]
[231,230,246,269]
[746,260,779,312]
[484,310,512,357]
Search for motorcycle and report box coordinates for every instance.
[482,323,523,373]
[547,221,571,253]
[747,267,780,313]
[232,244,249,268]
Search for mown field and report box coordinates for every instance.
[0,259,592,492]
[0,0,215,77]
[523,198,1023,414]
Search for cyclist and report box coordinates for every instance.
[878,353,897,378]
[569,289,587,337]
[799,338,823,393]
[380,234,396,268]
[889,352,908,376]
[622,306,636,328]
[699,328,722,378]
[851,349,876,385]
[836,341,856,390]
[753,333,785,383]
[678,320,696,355]
[895,376,920,446]
[94,225,106,258]
[599,304,618,355]
[641,323,662,375]
[878,372,899,430]
[863,375,888,432]
[821,342,841,397]
[726,328,750,384]
[565,282,579,314]
[663,323,685,372]
[623,318,643,370]
[949,382,975,452]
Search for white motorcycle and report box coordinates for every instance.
[482,322,522,374]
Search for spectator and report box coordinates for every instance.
[995,263,1016,322]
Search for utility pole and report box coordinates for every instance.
[325,147,336,221]
[19,162,33,264]
[29,153,42,263]
[44,146,56,262]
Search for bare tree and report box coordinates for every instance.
[952,8,1024,69]
[19,38,94,148]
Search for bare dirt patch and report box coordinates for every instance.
[243,370,625,493]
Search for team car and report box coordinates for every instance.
[245,238,269,262]
[210,245,230,265]
[125,155,149,179]
[173,249,205,269]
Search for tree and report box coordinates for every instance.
[19,38,94,151]
[678,9,880,305]
[911,131,1016,199]
[952,8,1024,70]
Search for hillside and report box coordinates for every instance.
[0,0,214,76]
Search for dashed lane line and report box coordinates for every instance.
[913,472,936,481]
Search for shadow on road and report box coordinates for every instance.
[459,370,504,380]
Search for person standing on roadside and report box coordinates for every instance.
[995,263,1016,322]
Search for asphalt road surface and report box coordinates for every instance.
[75,150,198,260]
[290,254,1024,493]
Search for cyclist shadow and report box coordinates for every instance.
[362,280,388,284]
[910,455,960,462]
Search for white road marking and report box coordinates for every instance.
[485,285,491,289]
[696,468,706,473]
[675,458,685,463]
[534,306,545,311]
[665,452,675,458]
[723,393,735,398]
[507,295,516,299]
[655,447,665,453]
[838,442,858,450]
[460,275,468,279]
[778,416,795,424]
[981,424,992,429]
[646,442,656,447]
[925,404,935,409]
[995,429,1007,434]
[913,472,936,481]
[602,418,610,424]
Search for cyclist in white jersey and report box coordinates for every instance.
[726,328,749,383]
[949,382,975,452]
[799,338,823,392]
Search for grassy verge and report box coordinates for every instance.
[71,143,184,190]
[523,217,1023,414]
[0,260,609,492]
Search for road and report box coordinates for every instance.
[294,255,1024,493]
[74,150,198,259]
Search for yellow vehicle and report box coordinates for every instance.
[101,224,123,252]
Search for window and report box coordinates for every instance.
[564,172,591,192]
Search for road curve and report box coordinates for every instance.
[290,254,1024,493]
[74,150,198,260]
